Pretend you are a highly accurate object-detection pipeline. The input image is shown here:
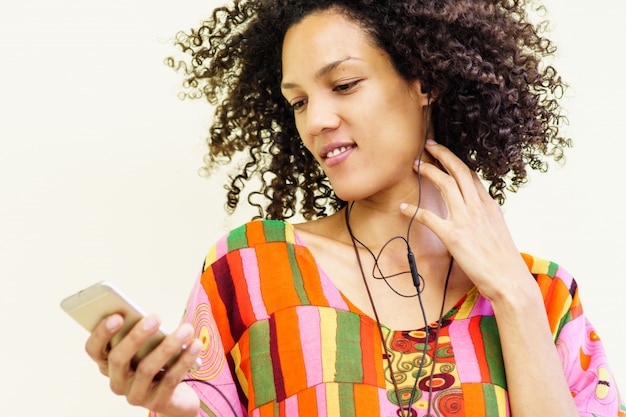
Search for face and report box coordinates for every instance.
[281,9,432,203]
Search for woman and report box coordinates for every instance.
[85,0,624,416]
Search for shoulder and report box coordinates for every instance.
[202,220,296,270]
[521,253,584,331]
[521,252,577,295]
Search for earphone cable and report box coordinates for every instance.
[181,378,240,417]
[345,206,453,417]
[347,202,421,298]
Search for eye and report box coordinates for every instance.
[333,80,361,92]
[290,98,307,111]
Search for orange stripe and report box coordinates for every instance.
[545,278,571,335]
[258,401,275,417]
[200,268,235,350]
[536,273,552,303]
[570,290,583,319]
[294,245,328,305]
[354,384,380,417]
[257,243,301,314]
[463,384,486,415]
[373,328,386,387]
[298,387,318,416]
[274,309,308,398]
[246,221,267,246]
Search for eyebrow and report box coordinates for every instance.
[281,56,360,90]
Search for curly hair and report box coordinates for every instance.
[166,0,569,220]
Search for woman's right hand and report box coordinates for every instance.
[85,313,202,417]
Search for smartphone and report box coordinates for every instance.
[60,281,196,374]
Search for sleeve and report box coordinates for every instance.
[148,265,247,417]
[537,259,626,417]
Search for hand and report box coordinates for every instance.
[85,314,202,417]
[400,140,534,302]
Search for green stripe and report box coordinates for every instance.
[248,320,276,404]
[227,223,248,251]
[263,220,286,243]
[339,383,356,417]
[483,384,499,417]
[480,316,506,388]
[287,243,310,305]
[555,309,573,339]
[547,260,559,277]
[335,311,363,382]
[199,400,218,417]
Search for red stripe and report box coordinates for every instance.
[360,318,377,386]
[469,317,490,383]
[269,315,286,401]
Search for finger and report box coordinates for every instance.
[126,326,200,406]
[424,140,483,207]
[471,171,502,214]
[400,202,449,239]
[414,161,464,211]
[85,314,124,375]
[107,314,161,394]
[132,323,195,385]
[150,338,203,402]
[148,368,202,415]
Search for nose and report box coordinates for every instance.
[305,97,341,137]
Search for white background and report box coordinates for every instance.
[1,1,624,416]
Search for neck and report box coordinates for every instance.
[342,179,447,257]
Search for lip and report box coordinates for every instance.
[318,142,356,167]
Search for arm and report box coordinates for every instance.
[489,274,580,417]
[401,140,581,416]
[85,262,245,417]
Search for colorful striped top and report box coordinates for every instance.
[151,220,625,417]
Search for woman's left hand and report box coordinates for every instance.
[400,140,534,302]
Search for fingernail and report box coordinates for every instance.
[400,203,409,211]
[142,315,159,331]
[187,339,202,355]
[175,325,193,341]
[105,315,122,332]
[426,139,437,145]
[413,159,422,166]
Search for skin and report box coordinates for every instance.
[288,10,580,417]
[85,8,580,417]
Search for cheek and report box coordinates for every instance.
[294,119,315,154]
[294,118,309,145]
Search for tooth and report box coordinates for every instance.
[325,146,351,158]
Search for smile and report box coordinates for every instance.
[322,145,355,159]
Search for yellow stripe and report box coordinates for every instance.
[530,257,550,275]
[319,308,338,382]
[285,222,296,245]
[204,245,218,269]
[494,385,507,416]
[456,287,479,320]
[325,383,341,416]
[231,344,249,397]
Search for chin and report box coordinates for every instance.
[331,186,372,203]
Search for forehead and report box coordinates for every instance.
[281,11,378,79]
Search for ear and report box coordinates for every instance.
[409,79,433,107]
